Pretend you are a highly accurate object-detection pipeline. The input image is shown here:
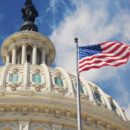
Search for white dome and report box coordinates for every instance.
[0,63,127,121]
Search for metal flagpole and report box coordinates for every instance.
[74,38,82,130]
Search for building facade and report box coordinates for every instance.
[0,0,130,130]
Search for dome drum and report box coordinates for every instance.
[1,31,56,66]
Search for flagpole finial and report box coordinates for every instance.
[74,37,78,43]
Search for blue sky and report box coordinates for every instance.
[0,0,130,119]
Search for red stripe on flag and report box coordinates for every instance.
[79,60,129,72]
[79,54,129,69]
[101,43,125,53]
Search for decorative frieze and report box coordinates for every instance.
[86,116,92,124]
[34,107,38,115]
[45,107,49,114]
[0,103,128,130]
[0,106,4,114]
[0,90,4,96]
[66,111,71,118]
[96,120,102,128]
[55,109,60,117]
[12,68,18,73]
[10,84,17,91]
[22,106,27,114]
[11,106,16,114]
[106,124,111,129]
[55,87,65,95]
[34,84,41,92]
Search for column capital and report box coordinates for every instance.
[33,44,37,48]
[12,45,17,50]
[22,35,28,42]
[41,49,46,54]
[22,42,28,46]
[10,39,15,44]
[33,37,39,43]
[5,49,9,56]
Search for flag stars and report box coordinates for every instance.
[79,44,102,59]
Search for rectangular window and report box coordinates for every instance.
[94,92,102,102]
[10,74,19,83]
[80,85,84,94]
[33,74,41,83]
[111,103,116,111]
[55,77,63,87]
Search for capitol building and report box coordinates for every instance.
[0,0,130,130]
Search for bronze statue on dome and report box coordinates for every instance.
[20,0,38,31]
[21,0,38,22]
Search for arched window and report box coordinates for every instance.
[10,74,19,83]
[94,92,102,102]
[55,77,63,87]
[32,74,41,83]
[111,102,116,112]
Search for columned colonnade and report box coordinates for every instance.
[6,44,46,65]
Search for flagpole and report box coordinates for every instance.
[74,37,82,130]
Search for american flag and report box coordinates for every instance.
[79,41,130,72]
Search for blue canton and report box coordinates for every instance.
[79,44,102,60]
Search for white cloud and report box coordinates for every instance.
[125,104,130,120]
[48,0,59,12]
[47,0,67,13]
[50,0,130,80]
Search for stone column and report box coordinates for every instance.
[21,44,26,64]
[12,47,16,64]
[6,54,10,64]
[42,50,46,64]
[24,63,30,89]
[32,45,37,65]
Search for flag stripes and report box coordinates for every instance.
[79,42,130,72]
